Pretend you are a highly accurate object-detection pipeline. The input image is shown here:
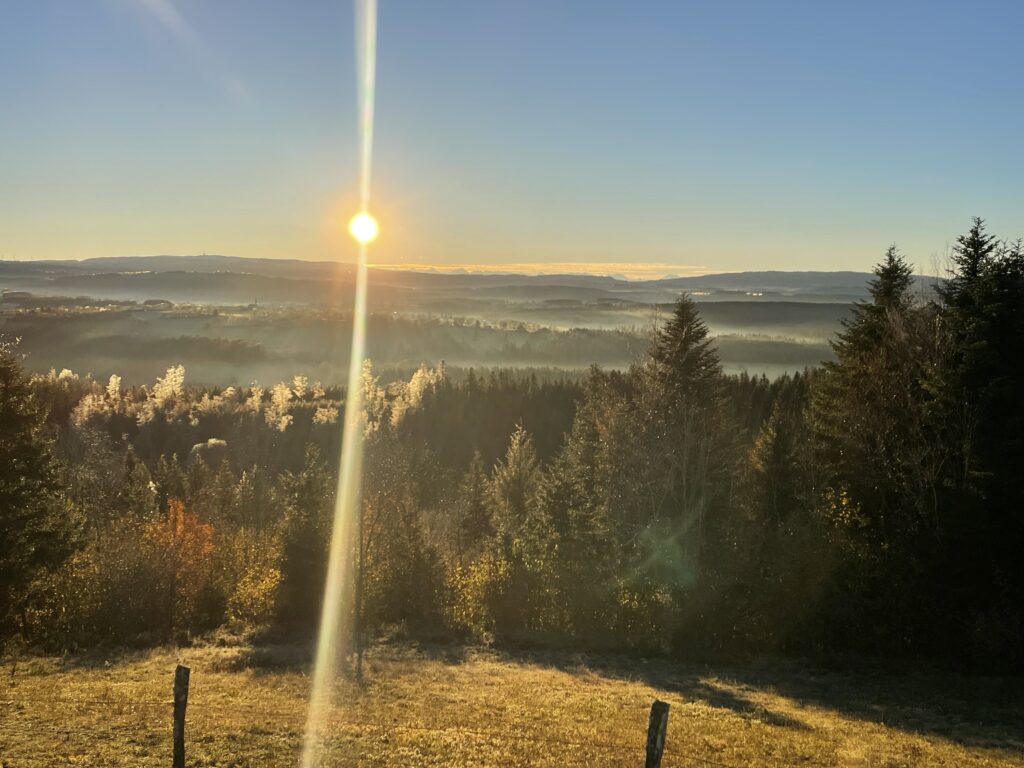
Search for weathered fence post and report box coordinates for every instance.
[645,699,670,768]
[173,664,190,768]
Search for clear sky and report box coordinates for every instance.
[2,0,1022,274]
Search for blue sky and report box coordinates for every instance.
[1,0,1021,273]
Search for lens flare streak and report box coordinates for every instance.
[301,2,378,766]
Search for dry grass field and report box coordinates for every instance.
[2,641,1022,767]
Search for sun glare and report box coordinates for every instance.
[349,211,379,244]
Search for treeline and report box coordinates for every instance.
[0,358,580,648]
[2,219,1021,670]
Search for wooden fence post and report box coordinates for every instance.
[173,664,190,768]
[645,699,670,768]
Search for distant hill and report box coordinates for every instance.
[0,254,943,308]
[0,254,874,382]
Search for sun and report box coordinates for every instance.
[348,211,379,244]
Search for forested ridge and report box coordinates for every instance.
[2,219,1022,670]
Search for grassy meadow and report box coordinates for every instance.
[2,642,1022,767]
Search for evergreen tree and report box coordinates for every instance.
[486,424,542,551]
[649,294,722,402]
[61,426,124,530]
[641,294,733,584]
[121,457,158,518]
[275,446,335,633]
[538,444,620,643]
[0,341,76,633]
[941,216,999,295]
[748,376,813,526]
[471,425,554,636]
[933,219,1024,664]
[814,246,934,541]
[153,454,187,512]
[733,373,833,652]
[812,246,949,654]
[455,451,491,563]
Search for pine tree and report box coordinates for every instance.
[811,246,953,655]
[649,294,722,402]
[933,220,1024,664]
[748,383,811,526]
[942,216,999,294]
[275,446,335,633]
[472,425,554,636]
[486,424,541,550]
[641,294,732,581]
[732,374,835,652]
[814,246,934,541]
[121,457,158,518]
[455,451,491,563]
[538,443,620,642]
[153,454,187,512]
[0,341,77,632]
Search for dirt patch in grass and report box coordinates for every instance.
[2,642,1022,767]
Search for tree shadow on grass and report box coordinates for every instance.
[755,661,1024,754]
[495,646,1024,755]
[495,647,814,730]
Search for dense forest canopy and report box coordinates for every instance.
[2,219,1022,671]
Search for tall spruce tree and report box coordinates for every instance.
[812,246,950,654]
[649,295,722,402]
[0,341,76,633]
[642,294,732,582]
[814,247,929,541]
[934,219,1024,665]
[455,451,491,563]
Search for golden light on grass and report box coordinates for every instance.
[348,211,379,244]
[6,645,1021,768]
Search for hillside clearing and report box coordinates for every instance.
[2,642,1022,767]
